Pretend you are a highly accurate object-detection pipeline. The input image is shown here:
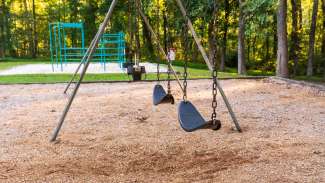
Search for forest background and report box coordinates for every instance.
[0,0,324,78]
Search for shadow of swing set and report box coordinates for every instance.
[50,0,242,142]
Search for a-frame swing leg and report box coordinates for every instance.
[50,0,119,142]
[175,0,242,132]
[216,80,242,132]
[63,27,103,94]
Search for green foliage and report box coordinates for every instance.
[0,0,324,77]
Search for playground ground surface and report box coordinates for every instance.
[0,78,324,182]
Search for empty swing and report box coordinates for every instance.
[178,40,221,132]
[153,62,175,105]
[152,6,175,106]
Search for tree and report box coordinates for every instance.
[322,0,325,78]
[238,0,246,74]
[68,0,80,47]
[0,0,5,58]
[220,0,230,71]
[207,0,219,67]
[32,0,37,58]
[23,0,32,56]
[134,0,141,59]
[140,1,155,60]
[290,0,302,76]
[307,0,319,77]
[276,0,289,78]
[273,13,277,59]
[163,9,168,53]
[83,0,98,44]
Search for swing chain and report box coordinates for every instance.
[183,55,188,101]
[211,59,218,123]
[183,27,189,102]
[167,64,171,94]
[157,63,160,82]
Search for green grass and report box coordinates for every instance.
[293,76,325,84]
[0,72,245,84]
[0,58,272,84]
[0,74,127,84]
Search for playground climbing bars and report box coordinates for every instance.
[49,22,126,71]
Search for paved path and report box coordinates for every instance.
[0,62,167,75]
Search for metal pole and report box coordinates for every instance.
[53,26,59,68]
[62,25,67,65]
[50,0,119,142]
[81,23,85,54]
[49,24,54,72]
[175,0,242,132]
[216,80,242,132]
[137,6,185,93]
[57,23,63,71]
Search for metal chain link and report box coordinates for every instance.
[211,54,218,124]
[183,55,188,101]
[157,63,160,82]
[182,24,189,102]
[166,9,171,95]
[167,63,171,94]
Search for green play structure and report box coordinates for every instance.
[49,22,126,71]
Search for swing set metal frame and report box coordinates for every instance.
[50,0,242,142]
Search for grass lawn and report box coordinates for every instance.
[0,72,245,84]
[0,58,271,84]
[293,76,325,84]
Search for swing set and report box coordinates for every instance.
[50,0,242,142]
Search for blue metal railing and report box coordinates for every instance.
[49,22,126,71]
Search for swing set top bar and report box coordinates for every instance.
[50,0,241,142]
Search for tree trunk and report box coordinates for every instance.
[252,35,257,60]
[238,0,246,75]
[276,0,289,78]
[5,1,12,57]
[142,20,155,59]
[307,0,319,76]
[23,0,32,57]
[142,1,155,60]
[62,0,66,22]
[322,0,325,78]
[127,0,134,61]
[247,35,250,65]
[273,13,277,59]
[181,25,189,62]
[69,0,79,47]
[208,3,218,67]
[220,0,229,71]
[84,0,98,44]
[290,0,301,76]
[0,0,5,58]
[135,0,141,60]
[32,0,37,58]
[265,35,270,62]
[208,20,217,66]
[163,10,168,53]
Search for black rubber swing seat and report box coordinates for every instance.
[178,101,221,132]
[153,84,175,105]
